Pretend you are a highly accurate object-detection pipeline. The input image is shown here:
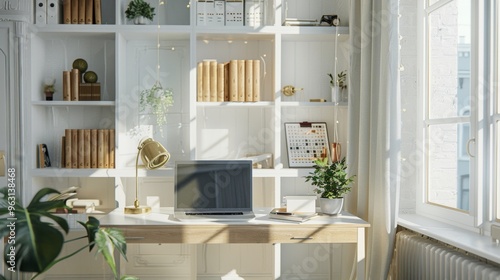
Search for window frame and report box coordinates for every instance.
[416,0,489,231]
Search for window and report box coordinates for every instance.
[418,0,499,230]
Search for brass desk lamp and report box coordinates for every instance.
[125,137,170,214]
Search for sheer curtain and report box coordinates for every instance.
[347,0,401,279]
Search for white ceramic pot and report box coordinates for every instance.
[319,197,343,215]
[331,86,340,103]
[134,16,146,25]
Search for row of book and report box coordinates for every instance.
[197,0,264,27]
[197,59,261,102]
[62,129,115,169]
[62,70,101,101]
[63,0,102,24]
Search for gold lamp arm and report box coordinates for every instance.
[125,138,170,214]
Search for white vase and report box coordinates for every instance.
[134,16,146,25]
[331,86,340,103]
[319,197,344,215]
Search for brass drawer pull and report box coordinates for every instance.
[291,237,313,240]
[125,237,145,240]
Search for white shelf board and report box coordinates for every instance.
[32,101,116,106]
[30,167,313,178]
[197,101,274,108]
[281,101,348,107]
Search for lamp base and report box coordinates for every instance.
[124,205,151,214]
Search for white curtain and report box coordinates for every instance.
[347,0,401,279]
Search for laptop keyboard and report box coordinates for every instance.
[186,212,244,216]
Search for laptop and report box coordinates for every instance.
[173,160,255,222]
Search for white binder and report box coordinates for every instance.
[47,0,61,24]
[35,0,47,25]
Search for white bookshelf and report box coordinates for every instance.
[25,0,350,278]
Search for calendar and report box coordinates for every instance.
[284,122,330,168]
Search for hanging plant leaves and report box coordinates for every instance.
[139,82,174,131]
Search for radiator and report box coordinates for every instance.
[390,230,500,280]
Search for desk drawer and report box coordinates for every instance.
[116,225,361,244]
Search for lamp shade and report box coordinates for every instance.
[139,138,170,169]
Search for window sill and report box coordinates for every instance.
[398,214,500,265]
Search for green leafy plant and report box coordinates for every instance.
[139,82,174,130]
[0,187,137,280]
[125,0,156,21]
[304,157,355,199]
[327,70,347,89]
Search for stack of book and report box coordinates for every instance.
[62,70,101,101]
[197,59,261,102]
[62,129,115,169]
[62,0,102,24]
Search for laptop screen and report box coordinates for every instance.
[174,160,253,212]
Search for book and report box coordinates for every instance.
[210,60,217,102]
[197,61,203,101]
[268,208,318,222]
[245,60,253,102]
[97,129,104,168]
[91,83,101,100]
[61,136,66,168]
[70,69,79,101]
[109,129,115,168]
[84,129,91,168]
[78,129,84,168]
[224,62,229,101]
[71,0,78,23]
[253,59,261,101]
[62,70,71,100]
[78,0,85,24]
[71,129,78,168]
[229,60,238,101]
[94,0,101,24]
[63,0,71,24]
[65,129,72,168]
[85,0,93,24]
[79,83,92,100]
[103,129,109,168]
[38,144,51,168]
[202,60,210,101]
[217,63,224,102]
[237,60,245,101]
[91,129,97,168]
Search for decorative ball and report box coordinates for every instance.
[83,71,98,83]
[72,58,88,73]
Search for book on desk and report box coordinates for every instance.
[268,208,318,222]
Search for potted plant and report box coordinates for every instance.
[139,82,174,135]
[0,187,137,280]
[327,70,347,103]
[125,0,156,24]
[43,79,56,101]
[304,157,355,215]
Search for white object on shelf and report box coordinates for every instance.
[225,0,243,26]
[47,0,60,24]
[286,196,316,213]
[245,0,264,27]
[35,0,47,25]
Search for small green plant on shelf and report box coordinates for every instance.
[139,82,174,131]
[125,0,156,22]
[327,70,347,89]
[0,187,137,280]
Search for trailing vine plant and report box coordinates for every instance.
[139,81,174,134]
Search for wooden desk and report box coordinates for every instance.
[100,208,369,279]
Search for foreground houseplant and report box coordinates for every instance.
[0,187,136,280]
[304,157,355,214]
[125,0,156,24]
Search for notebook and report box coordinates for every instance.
[173,160,255,222]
